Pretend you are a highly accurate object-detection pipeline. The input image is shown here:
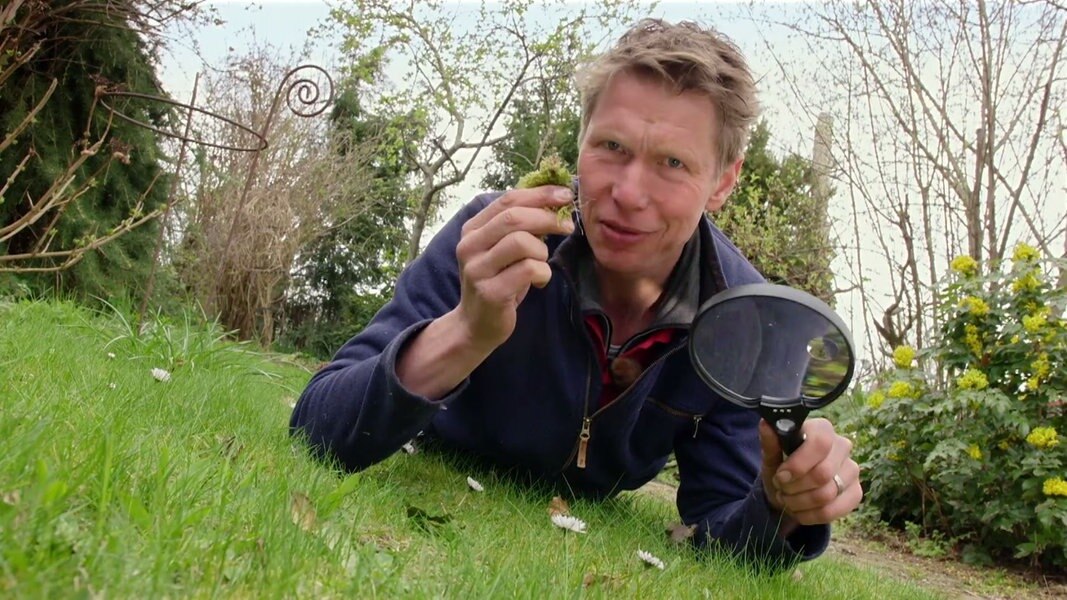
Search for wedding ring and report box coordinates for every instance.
[833,474,846,497]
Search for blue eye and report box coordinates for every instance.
[605,141,622,152]
[666,157,685,169]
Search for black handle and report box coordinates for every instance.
[758,404,810,456]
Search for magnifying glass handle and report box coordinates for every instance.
[758,404,810,456]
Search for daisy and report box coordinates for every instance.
[636,549,665,570]
[466,476,484,492]
[151,368,171,382]
[550,513,587,534]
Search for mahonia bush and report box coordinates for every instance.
[847,245,1067,569]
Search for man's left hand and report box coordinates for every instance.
[759,418,862,526]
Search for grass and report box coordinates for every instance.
[0,299,944,598]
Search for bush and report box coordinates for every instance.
[847,245,1067,570]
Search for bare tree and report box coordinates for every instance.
[172,48,381,344]
[753,0,1066,367]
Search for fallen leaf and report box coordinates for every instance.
[666,521,697,545]
[1,490,20,506]
[548,495,570,517]
[791,568,804,582]
[290,491,316,531]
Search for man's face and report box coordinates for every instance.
[576,70,741,280]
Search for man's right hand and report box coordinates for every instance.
[454,185,575,351]
[395,186,574,400]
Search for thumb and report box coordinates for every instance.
[759,418,784,475]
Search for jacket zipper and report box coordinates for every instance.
[572,343,687,469]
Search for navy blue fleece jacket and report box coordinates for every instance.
[290,193,830,564]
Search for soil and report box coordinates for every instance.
[634,480,1067,599]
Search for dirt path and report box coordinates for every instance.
[635,480,1066,599]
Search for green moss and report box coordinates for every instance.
[517,153,573,226]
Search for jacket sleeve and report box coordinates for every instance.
[673,401,830,568]
[289,195,493,472]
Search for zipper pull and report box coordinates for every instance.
[692,415,702,439]
[577,417,592,469]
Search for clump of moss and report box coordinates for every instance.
[517,152,573,226]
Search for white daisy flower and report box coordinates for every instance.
[108,383,116,390]
[550,513,587,534]
[150,368,171,382]
[107,352,116,359]
[466,476,484,492]
[636,549,665,570]
[401,441,416,455]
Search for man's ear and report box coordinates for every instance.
[705,158,744,213]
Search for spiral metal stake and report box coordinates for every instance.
[210,64,334,315]
[99,64,334,321]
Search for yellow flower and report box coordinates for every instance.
[956,368,989,391]
[951,255,979,276]
[887,381,915,399]
[966,444,982,460]
[1013,243,1039,263]
[866,390,886,409]
[959,296,990,316]
[1012,272,1041,293]
[1023,313,1047,333]
[1042,477,1067,497]
[893,345,916,369]
[998,440,1010,451]
[963,324,983,356]
[1010,335,1021,344]
[1032,353,1051,383]
[1026,426,1059,450]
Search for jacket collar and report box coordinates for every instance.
[547,214,728,331]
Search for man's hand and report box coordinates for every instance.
[759,418,862,528]
[453,185,575,351]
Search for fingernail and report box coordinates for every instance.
[555,187,573,201]
[776,471,793,485]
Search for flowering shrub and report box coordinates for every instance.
[848,245,1067,569]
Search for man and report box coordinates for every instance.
[291,18,862,566]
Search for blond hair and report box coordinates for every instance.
[576,19,759,170]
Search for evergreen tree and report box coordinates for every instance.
[0,1,177,300]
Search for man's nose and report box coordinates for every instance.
[611,160,650,211]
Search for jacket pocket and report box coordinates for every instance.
[647,397,705,439]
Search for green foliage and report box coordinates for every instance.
[713,122,836,302]
[847,245,1067,570]
[0,1,175,300]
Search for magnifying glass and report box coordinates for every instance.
[688,284,855,455]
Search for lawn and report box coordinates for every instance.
[0,300,942,598]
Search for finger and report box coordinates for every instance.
[776,458,860,514]
[458,206,572,264]
[463,186,574,233]
[776,419,850,494]
[463,231,549,283]
[474,257,553,305]
[787,464,864,526]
